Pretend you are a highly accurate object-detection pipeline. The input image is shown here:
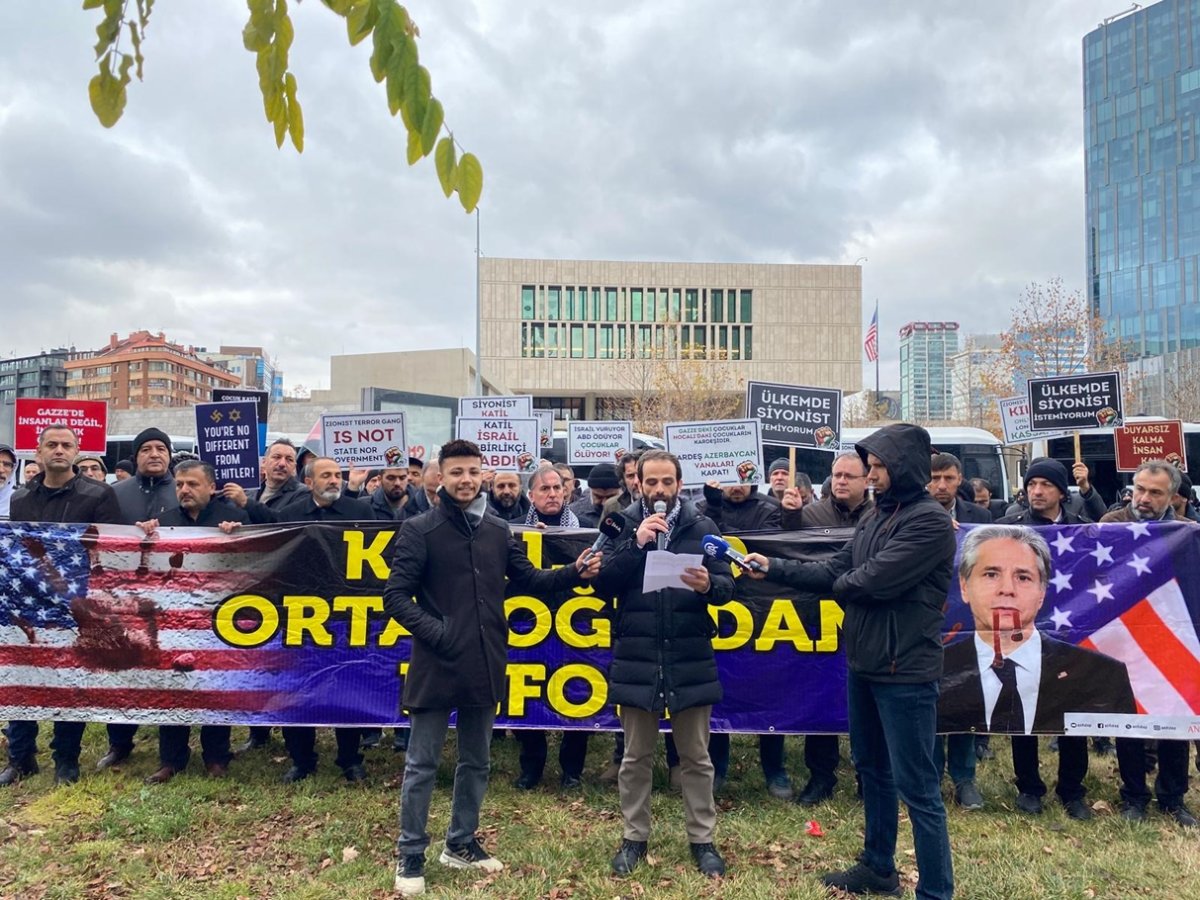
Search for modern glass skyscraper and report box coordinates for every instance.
[899,321,959,422]
[1084,0,1200,358]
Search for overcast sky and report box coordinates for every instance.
[0,1,1115,393]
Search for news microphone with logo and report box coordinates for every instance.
[701,534,766,573]
[654,500,668,551]
[581,512,626,563]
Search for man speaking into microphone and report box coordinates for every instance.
[591,450,734,879]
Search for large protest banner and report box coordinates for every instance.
[3,520,1197,736]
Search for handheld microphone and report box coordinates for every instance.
[654,500,667,551]
[582,512,626,562]
[701,534,766,573]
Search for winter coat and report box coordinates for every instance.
[697,488,781,532]
[112,473,176,524]
[245,476,308,524]
[784,495,874,531]
[764,423,956,683]
[158,497,251,528]
[10,473,123,526]
[383,487,583,709]
[590,499,735,713]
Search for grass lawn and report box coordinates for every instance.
[0,728,1197,899]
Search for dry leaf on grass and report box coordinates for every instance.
[341,846,359,863]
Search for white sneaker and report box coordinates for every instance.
[438,837,504,873]
[394,854,425,896]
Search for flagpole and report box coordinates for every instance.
[874,299,880,415]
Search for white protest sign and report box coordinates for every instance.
[320,412,408,468]
[459,395,533,419]
[456,417,540,472]
[997,396,1069,446]
[568,421,634,466]
[664,418,764,487]
[534,409,554,451]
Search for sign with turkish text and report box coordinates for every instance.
[1114,420,1187,472]
[456,416,539,472]
[459,395,533,419]
[664,418,764,487]
[320,412,408,469]
[567,421,633,466]
[1026,371,1123,432]
[13,399,108,454]
[998,395,1070,446]
[534,409,553,451]
[746,381,841,449]
[195,401,261,489]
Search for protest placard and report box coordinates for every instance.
[13,398,108,453]
[195,400,261,488]
[664,418,764,486]
[568,421,633,466]
[534,409,553,450]
[213,388,270,453]
[746,381,841,449]
[997,395,1070,445]
[1027,371,1123,432]
[320,411,408,468]
[459,395,533,419]
[456,416,540,472]
[1115,420,1187,472]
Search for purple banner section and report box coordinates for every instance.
[0,519,1197,736]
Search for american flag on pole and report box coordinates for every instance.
[0,522,295,725]
[864,304,879,362]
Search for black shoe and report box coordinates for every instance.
[1164,804,1198,828]
[1120,800,1147,822]
[796,777,835,805]
[392,731,409,753]
[766,774,794,801]
[559,773,583,791]
[54,762,80,785]
[954,780,984,810]
[712,774,727,795]
[235,734,268,754]
[821,862,901,896]
[438,837,503,872]
[360,733,381,750]
[0,759,38,786]
[1063,798,1093,821]
[975,740,995,761]
[342,764,367,783]
[281,766,313,784]
[394,853,425,897]
[1092,737,1115,756]
[690,842,725,878]
[1014,792,1043,815]
[611,839,647,876]
[95,745,132,771]
[513,772,541,790]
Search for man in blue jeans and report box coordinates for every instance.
[745,423,955,899]
[382,440,601,897]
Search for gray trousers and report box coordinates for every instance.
[619,705,716,844]
[397,705,496,856]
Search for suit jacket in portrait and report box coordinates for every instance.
[937,632,1136,734]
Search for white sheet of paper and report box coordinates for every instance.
[642,551,704,593]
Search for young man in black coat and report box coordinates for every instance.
[131,460,250,785]
[1,425,123,787]
[383,440,600,898]
[744,423,956,900]
[590,450,735,880]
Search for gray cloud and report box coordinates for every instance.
[0,1,1102,393]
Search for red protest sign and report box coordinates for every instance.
[13,399,108,454]
[1113,420,1186,472]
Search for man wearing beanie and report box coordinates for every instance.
[112,428,177,524]
[766,457,792,502]
[996,457,1096,821]
[569,463,623,527]
[75,455,108,481]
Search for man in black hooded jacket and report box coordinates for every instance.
[744,423,955,900]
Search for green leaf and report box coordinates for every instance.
[273,109,288,148]
[406,128,422,166]
[435,136,456,198]
[385,71,403,115]
[403,64,429,137]
[321,0,357,14]
[287,95,304,152]
[243,21,271,52]
[274,4,294,53]
[346,0,377,46]
[82,0,105,10]
[117,53,134,86]
[455,152,483,212]
[93,15,121,58]
[369,26,392,82]
[127,21,145,79]
[87,62,126,128]
[419,96,442,155]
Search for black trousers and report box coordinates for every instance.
[284,727,362,772]
[1117,738,1191,808]
[158,725,232,771]
[514,730,590,780]
[1011,735,1088,802]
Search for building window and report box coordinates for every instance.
[586,325,596,359]
[548,286,561,320]
[571,324,583,359]
[740,289,753,322]
[521,286,535,319]
[646,288,657,322]
[566,287,575,319]
[599,324,613,359]
[605,288,618,320]
[591,287,601,320]
[546,324,559,358]
[718,326,728,355]
[711,289,723,323]
[617,326,627,358]
[531,323,545,358]
[630,288,643,322]
[671,289,682,321]
[685,289,699,323]
[693,325,707,356]
[744,325,753,360]
[521,323,529,358]
[731,327,741,360]
[727,290,737,322]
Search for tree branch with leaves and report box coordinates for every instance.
[82,0,482,211]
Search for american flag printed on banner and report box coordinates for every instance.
[864,305,878,362]
[0,522,295,725]
[946,521,1200,717]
